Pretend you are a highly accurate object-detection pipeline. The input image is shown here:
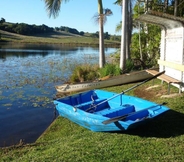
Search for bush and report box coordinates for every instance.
[69,63,122,83]
[125,59,134,72]
[69,64,99,83]
[98,63,121,77]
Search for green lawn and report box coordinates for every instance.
[1,80,184,161]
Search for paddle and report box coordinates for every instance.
[102,102,167,125]
[88,70,165,110]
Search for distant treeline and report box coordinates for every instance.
[0,22,85,36]
[0,17,85,36]
[55,26,84,36]
[0,18,121,41]
[0,23,54,35]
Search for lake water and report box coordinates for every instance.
[0,43,117,147]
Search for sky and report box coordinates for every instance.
[0,0,122,35]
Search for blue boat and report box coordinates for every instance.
[54,89,169,132]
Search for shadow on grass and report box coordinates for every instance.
[53,107,184,138]
[2,33,22,40]
[32,31,78,38]
[121,110,184,138]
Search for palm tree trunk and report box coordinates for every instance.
[98,0,105,68]
[126,0,132,60]
[120,0,128,71]
[99,17,105,68]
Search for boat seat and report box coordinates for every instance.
[95,104,135,116]
[94,107,113,115]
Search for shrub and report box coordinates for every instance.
[69,64,99,83]
[98,63,121,77]
[125,59,134,72]
[69,63,123,83]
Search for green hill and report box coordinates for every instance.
[0,30,120,47]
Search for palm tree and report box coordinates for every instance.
[43,0,111,68]
[120,0,127,71]
[115,0,133,71]
[93,7,113,68]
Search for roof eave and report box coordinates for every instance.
[135,11,184,29]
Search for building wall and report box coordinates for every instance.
[159,26,184,91]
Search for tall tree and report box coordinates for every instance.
[43,0,111,68]
[174,0,178,16]
[131,1,161,65]
[93,6,113,68]
[0,18,5,23]
[98,0,105,68]
[115,0,132,71]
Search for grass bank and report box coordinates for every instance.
[0,30,120,47]
[1,80,184,161]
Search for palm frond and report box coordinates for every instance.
[114,0,122,6]
[104,8,113,16]
[92,8,113,25]
[44,0,69,18]
[115,21,122,32]
[92,13,100,25]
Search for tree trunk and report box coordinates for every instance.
[174,0,178,16]
[120,0,128,71]
[126,0,132,60]
[164,0,168,13]
[139,23,143,61]
[98,0,105,68]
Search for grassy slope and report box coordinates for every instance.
[1,80,184,161]
[0,30,120,46]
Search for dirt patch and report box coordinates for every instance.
[134,85,168,100]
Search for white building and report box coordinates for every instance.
[136,10,184,92]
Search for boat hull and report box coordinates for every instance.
[55,70,153,93]
[54,89,169,132]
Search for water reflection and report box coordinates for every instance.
[0,43,117,147]
[0,43,116,59]
[0,50,50,59]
